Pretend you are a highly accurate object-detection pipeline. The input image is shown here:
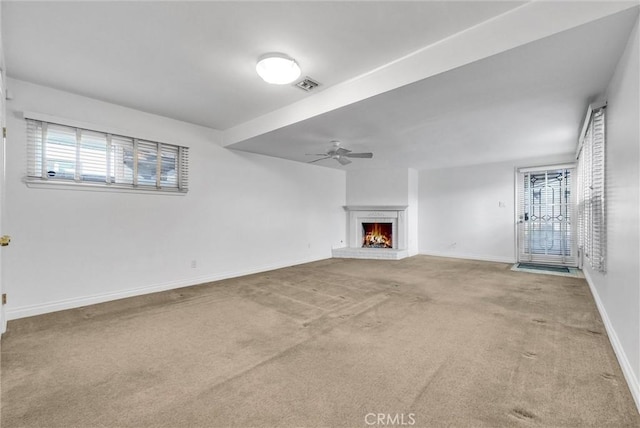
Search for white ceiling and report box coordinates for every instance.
[3,1,639,171]
[3,1,522,129]
[230,6,639,170]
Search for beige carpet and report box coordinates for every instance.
[2,256,639,427]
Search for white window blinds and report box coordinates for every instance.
[577,106,606,272]
[26,118,189,193]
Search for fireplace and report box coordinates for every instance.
[362,222,392,248]
[332,205,409,260]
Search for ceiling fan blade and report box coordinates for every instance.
[335,147,351,155]
[337,156,352,165]
[308,156,330,164]
[306,153,330,156]
[345,152,373,158]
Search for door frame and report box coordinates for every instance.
[0,44,6,333]
[514,163,578,267]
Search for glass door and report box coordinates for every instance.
[517,166,577,266]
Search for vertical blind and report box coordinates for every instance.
[577,106,606,272]
[26,118,189,193]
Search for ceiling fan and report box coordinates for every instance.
[307,140,373,165]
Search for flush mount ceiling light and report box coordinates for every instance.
[256,53,301,85]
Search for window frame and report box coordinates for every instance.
[24,112,189,195]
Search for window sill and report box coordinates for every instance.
[24,179,188,196]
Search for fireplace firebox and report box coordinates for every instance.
[362,222,393,248]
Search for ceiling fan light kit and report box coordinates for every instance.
[256,53,301,85]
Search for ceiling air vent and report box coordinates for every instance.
[295,77,320,92]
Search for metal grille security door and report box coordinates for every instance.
[517,166,577,266]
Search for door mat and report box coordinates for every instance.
[511,263,583,278]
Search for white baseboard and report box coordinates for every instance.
[6,254,330,321]
[419,250,515,264]
[583,268,640,414]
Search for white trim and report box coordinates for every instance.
[0,62,5,335]
[6,254,329,321]
[419,251,515,264]
[583,268,640,414]
[343,205,408,211]
[517,163,576,173]
[24,179,187,195]
[513,166,519,266]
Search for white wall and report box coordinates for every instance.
[583,16,640,410]
[4,78,346,319]
[418,155,574,263]
[346,168,410,206]
[419,161,517,263]
[346,168,419,255]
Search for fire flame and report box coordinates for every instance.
[362,223,392,248]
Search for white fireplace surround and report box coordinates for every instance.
[332,205,409,260]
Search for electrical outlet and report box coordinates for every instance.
[190,260,197,269]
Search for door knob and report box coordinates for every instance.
[0,235,11,246]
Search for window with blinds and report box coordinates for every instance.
[576,105,606,272]
[26,118,189,193]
